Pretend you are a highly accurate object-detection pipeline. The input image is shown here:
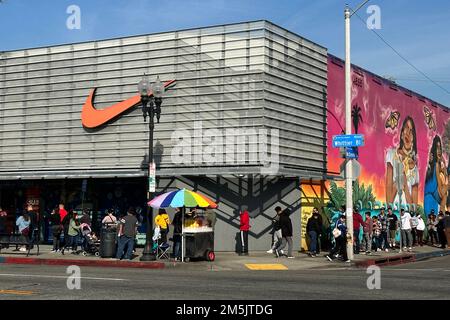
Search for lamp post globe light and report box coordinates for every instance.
[139,74,165,262]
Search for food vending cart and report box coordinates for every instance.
[182,211,215,262]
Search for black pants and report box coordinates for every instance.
[240,230,248,254]
[160,228,168,244]
[51,225,61,251]
[329,236,348,261]
[428,229,438,244]
[411,228,417,245]
[438,230,447,248]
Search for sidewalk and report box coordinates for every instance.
[0,244,448,271]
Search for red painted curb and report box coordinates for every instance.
[354,253,415,268]
[2,256,165,269]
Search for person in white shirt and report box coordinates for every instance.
[416,215,426,246]
[400,209,413,251]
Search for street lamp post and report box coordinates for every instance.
[139,74,165,262]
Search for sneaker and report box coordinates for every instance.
[274,250,280,258]
[366,251,371,255]
[385,248,389,252]
[311,254,317,257]
[325,255,333,262]
[403,247,407,251]
[50,250,56,253]
[408,247,412,252]
[19,247,27,252]
[266,249,273,254]
[345,260,351,263]
[287,256,295,259]
[376,248,381,252]
[280,250,285,255]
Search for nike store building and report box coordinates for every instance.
[0,21,328,251]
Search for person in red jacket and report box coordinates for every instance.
[353,208,364,254]
[239,209,250,256]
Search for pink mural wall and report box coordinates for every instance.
[327,55,450,215]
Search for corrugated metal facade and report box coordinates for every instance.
[0,21,327,180]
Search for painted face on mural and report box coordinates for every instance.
[401,119,414,153]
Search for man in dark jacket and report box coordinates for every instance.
[445,211,450,249]
[267,206,282,254]
[274,209,294,258]
[306,208,321,257]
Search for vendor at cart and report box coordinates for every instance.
[155,209,170,244]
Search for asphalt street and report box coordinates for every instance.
[0,256,449,300]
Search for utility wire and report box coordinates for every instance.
[353,11,450,96]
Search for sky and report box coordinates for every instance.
[1,0,449,106]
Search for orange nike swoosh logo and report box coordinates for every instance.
[81,80,176,128]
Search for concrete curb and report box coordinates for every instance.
[354,248,449,268]
[0,256,165,269]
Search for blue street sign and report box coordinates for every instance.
[332,134,365,148]
[346,147,358,159]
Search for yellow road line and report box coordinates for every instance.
[0,289,35,296]
[245,263,288,270]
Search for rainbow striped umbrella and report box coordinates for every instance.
[148,188,218,209]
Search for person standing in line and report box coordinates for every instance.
[387,208,399,249]
[116,207,139,260]
[444,211,450,249]
[352,208,364,254]
[326,214,349,262]
[410,212,419,247]
[436,212,447,249]
[239,209,250,256]
[416,214,425,246]
[267,206,282,254]
[26,204,38,248]
[361,212,373,255]
[172,207,183,261]
[427,212,438,245]
[400,209,413,252]
[372,216,382,251]
[378,207,389,251]
[306,207,321,257]
[0,207,7,234]
[49,208,62,253]
[102,209,118,228]
[274,208,294,259]
[154,209,170,244]
[59,203,69,247]
[63,212,81,254]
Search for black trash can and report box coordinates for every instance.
[100,227,117,258]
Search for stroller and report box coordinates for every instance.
[80,223,100,257]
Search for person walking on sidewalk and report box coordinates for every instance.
[353,208,364,254]
[60,204,70,248]
[416,214,425,246]
[274,208,294,258]
[326,214,349,262]
[400,209,413,252]
[267,206,282,254]
[0,207,7,234]
[16,212,31,252]
[239,209,250,256]
[49,208,62,253]
[361,212,373,255]
[116,207,139,260]
[306,208,321,257]
[387,208,398,249]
